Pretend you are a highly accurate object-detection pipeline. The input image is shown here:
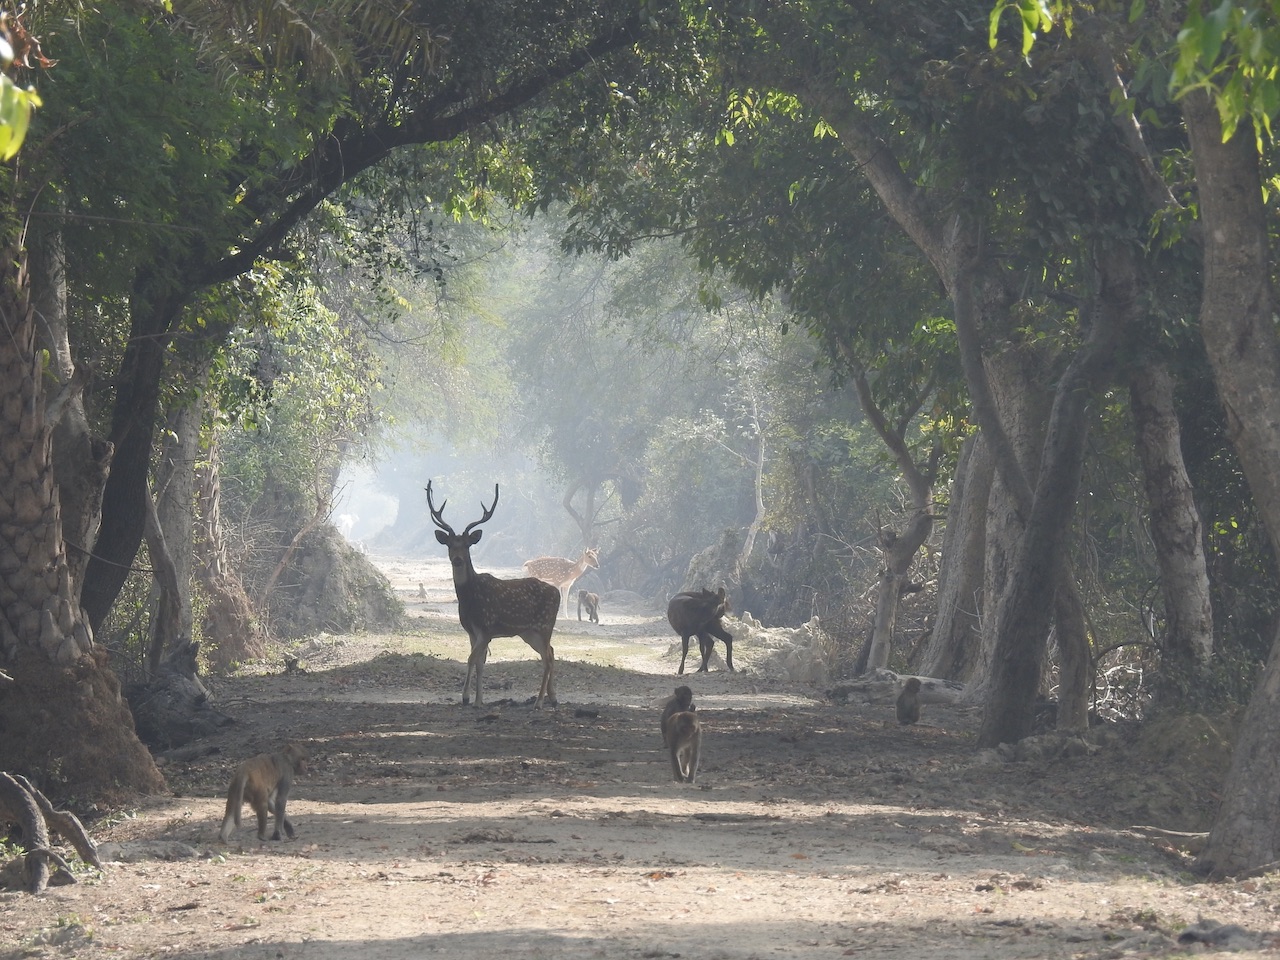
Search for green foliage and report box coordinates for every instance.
[213,275,380,525]
[0,69,37,162]
[1170,0,1280,143]
[989,0,1060,55]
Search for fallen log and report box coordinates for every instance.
[827,668,965,705]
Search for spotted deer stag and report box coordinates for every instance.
[523,547,599,616]
[427,481,561,708]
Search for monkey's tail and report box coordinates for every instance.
[219,774,246,841]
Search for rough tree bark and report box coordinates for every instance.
[0,228,164,803]
[1183,88,1280,878]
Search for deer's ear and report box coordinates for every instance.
[435,531,449,544]
[468,530,483,545]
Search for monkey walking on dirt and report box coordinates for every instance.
[665,709,702,783]
[219,743,309,842]
[577,589,600,623]
[660,685,695,745]
[660,685,702,783]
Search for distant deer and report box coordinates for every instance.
[427,481,561,708]
[667,586,734,675]
[523,547,600,616]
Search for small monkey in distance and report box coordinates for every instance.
[219,743,308,842]
[666,709,702,783]
[896,677,922,726]
[660,685,695,745]
[577,589,600,623]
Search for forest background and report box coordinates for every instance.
[2,0,1280,879]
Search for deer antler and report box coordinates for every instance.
[425,480,454,534]
[462,484,500,538]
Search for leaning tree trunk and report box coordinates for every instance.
[1129,355,1214,694]
[81,271,187,634]
[0,233,165,803]
[976,247,1131,747]
[1183,88,1280,877]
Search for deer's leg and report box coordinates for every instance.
[522,634,557,708]
[677,635,691,675]
[463,636,489,706]
[539,641,556,708]
[705,623,734,671]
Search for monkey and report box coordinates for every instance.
[219,743,308,842]
[666,709,702,783]
[896,677,922,726]
[577,589,600,623]
[660,685,695,746]
[418,582,427,599]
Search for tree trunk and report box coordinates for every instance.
[81,275,187,633]
[976,254,1130,747]
[782,67,1105,740]
[1053,572,1091,733]
[1183,88,1280,877]
[143,480,184,676]
[30,224,112,604]
[150,395,201,672]
[562,479,600,549]
[0,235,164,803]
[1128,355,1214,691]
[968,346,1053,702]
[922,432,991,682]
[196,440,266,671]
[839,348,937,673]
[741,402,766,567]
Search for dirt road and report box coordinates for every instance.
[1,556,1273,959]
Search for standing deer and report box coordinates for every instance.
[667,586,734,675]
[427,481,561,708]
[523,547,600,616]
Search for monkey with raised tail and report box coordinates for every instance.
[219,743,308,842]
[896,677,922,726]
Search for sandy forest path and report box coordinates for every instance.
[2,555,1277,959]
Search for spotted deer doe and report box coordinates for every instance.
[522,547,599,616]
[427,481,561,708]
